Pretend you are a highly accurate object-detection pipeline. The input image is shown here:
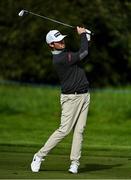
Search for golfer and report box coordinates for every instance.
[31,26,90,174]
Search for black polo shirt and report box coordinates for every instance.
[53,33,89,94]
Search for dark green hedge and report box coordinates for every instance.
[0,0,131,87]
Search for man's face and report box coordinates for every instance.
[50,39,65,50]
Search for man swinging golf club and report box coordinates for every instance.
[31,26,90,174]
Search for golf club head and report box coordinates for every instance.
[18,10,28,17]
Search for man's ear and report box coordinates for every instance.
[49,43,54,48]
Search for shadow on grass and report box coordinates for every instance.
[39,163,123,173]
[0,105,25,115]
[79,163,122,173]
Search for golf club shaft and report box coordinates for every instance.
[25,10,92,35]
[27,10,74,28]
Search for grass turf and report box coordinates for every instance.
[1,145,131,179]
[0,84,131,178]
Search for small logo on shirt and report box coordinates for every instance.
[68,52,72,61]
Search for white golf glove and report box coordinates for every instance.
[86,29,91,41]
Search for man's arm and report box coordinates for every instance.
[66,26,88,65]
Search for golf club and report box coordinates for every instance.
[18,9,93,35]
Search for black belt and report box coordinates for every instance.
[62,89,88,94]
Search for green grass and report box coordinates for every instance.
[0,84,131,179]
[1,145,131,179]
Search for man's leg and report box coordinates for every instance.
[31,94,86,172]
[69,93,90,172]
[36,94,84,158]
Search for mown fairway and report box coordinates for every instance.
[1,145,131,179]
[0,84,131,179]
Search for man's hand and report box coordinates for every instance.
[76,26,86,35]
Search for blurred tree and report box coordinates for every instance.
[0,0,130,87]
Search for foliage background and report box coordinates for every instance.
[0,0,131,87]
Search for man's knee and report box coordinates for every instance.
[75,127,85,134]
[57,127,71,137]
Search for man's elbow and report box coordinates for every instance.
[79,50,88,60]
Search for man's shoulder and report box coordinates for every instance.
[53,51,70,65]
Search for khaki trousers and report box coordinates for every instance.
[37,92,90,165]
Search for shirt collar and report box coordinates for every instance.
[51,50,64,55]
